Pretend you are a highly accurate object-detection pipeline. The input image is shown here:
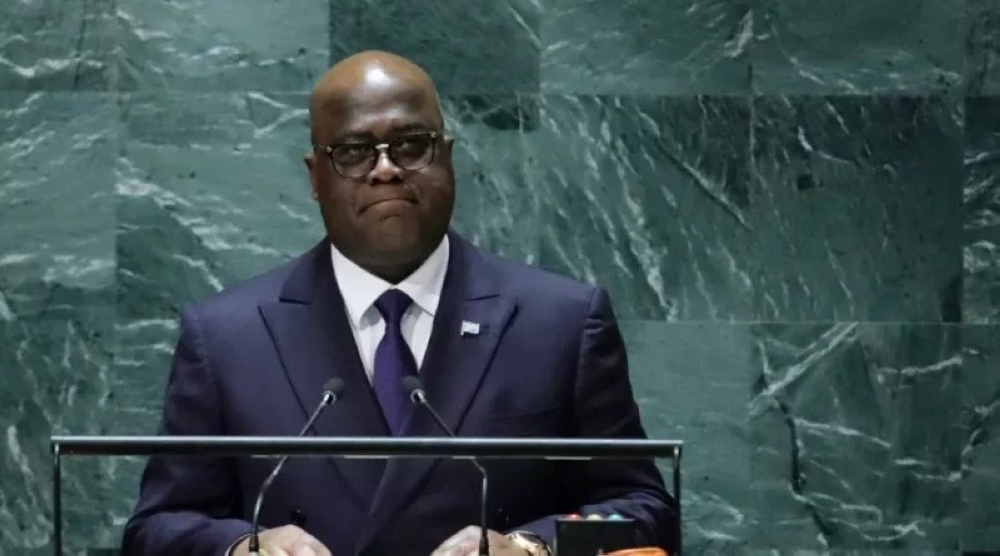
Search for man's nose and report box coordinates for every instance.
[368,149,404,183]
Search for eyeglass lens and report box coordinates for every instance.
[330,133,435,177]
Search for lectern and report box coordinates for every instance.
[49,436,683,555]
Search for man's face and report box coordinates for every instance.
[306,77,454,278]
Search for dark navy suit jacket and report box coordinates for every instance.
[121,232,676,556]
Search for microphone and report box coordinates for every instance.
[249,378,346,556]
[402,376,489,556]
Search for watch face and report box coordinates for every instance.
[522,534,549,555]
[509,532,548,555]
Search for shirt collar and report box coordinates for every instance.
[330,235,450,327]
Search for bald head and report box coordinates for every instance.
[309,51,443,144]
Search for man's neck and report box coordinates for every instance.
[364,261,422,285]
[332,237,447,286]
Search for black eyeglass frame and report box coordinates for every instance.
[314,130,442,178]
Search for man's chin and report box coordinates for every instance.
[367,234,427,266]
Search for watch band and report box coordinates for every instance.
[506,531,551,556]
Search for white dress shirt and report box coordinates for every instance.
[330,235,450,381]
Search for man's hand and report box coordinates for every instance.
[430,526,527,556]
[232,525,332,556]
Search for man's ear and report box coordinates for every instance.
[441,134,455,161]
[304,151,320,200]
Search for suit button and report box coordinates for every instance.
[290,508,307,527]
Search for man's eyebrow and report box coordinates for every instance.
[331,122,436,143]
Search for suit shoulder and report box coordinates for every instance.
[181,254,300,318]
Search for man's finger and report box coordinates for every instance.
[432,526,486,556]
[311,538,333,556]
[294,532,333,556]
[292,546,317,556]
[450,541,479,556]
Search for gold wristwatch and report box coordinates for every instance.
[506,531,551,556]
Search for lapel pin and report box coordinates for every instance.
[460,321,481,336]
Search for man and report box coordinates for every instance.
[121,50,675,556]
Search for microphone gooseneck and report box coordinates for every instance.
[402,376,490,556]
[248,378,346,555]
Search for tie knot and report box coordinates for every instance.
[375,289,413,325]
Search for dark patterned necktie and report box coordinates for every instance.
[372,289,417,435]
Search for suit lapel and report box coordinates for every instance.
[357,235,518,551]
[258,240,388,509]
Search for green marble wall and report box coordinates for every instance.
[0,0,997,554]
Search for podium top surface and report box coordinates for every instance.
[49,435,683,460]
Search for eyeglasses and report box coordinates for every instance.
[316,131,440,179]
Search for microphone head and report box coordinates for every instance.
[401,375,424,402]
[322,378,346,397]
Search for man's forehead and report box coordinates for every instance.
[315,89,441,139]
[336,82,432,113]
